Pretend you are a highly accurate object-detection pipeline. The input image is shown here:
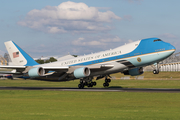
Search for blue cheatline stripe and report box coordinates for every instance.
[12,41,39,66]
[70,38,175,67]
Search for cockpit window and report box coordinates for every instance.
[153,39,162,42]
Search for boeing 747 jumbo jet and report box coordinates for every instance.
[0,38,176,88]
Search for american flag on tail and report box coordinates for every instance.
[13,52,19,58]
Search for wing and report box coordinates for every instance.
[41,64,114,80]
[0,65,26,75]
[0,63,114,80]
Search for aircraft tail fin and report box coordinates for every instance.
[4,41,39,66]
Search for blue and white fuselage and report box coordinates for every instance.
[1,38,175,88]
[40,38,175,76]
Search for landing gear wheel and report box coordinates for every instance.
[92,82,97,86]
[88,83,93,87]
[105,79,111,83]
[103,83,106,87]
[78,84,84,89]
[153,70,159,74]
[103,83,109,87]
[80,80,83,84]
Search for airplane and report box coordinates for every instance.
[0,38,176,88]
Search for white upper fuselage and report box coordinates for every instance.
[37,40,141,67]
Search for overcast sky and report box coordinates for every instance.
[0,0,179,58]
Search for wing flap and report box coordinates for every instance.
[88,64,114,69]
[0,71,21,74]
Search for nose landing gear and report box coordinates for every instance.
[153,70,159,74]
[151,62,160,74]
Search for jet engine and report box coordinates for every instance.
[28,67,44,78]
[123,67,143,76]
[73,67,90,78]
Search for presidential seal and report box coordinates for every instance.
[137,57,141,62]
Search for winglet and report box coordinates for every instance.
[4,41,39,66]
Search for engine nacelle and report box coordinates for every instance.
[123,67,144,76]
[73,67,90,78]
[28,67,44,78]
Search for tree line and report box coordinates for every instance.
[35,57,57,64]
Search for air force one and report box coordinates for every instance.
[0,38,175,88]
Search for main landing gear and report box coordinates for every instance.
[78,77,97,89]
[103,77,111,87]
[78,75,112,89]
[96,75,112,88]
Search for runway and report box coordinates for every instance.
[0,86,180,92]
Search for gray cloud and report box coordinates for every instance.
[70,35,135,55]
[72,36,122,46]
[18,1,121,34]
[26,34,135,57]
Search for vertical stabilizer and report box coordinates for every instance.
[4,41,39,66]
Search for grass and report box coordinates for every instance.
[1,72,180,88]
[0,90,180,120]
[1,79,180,88]
[0,72,180,120]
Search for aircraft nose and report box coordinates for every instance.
[168,43,176,53]
[171,44,176,51]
